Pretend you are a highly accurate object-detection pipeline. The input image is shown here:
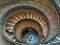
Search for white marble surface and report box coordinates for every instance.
[59,5,60,7]
[0,31,12,45]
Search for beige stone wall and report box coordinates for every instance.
[0,0,60,5]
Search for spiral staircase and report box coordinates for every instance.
[0,0,60,45]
